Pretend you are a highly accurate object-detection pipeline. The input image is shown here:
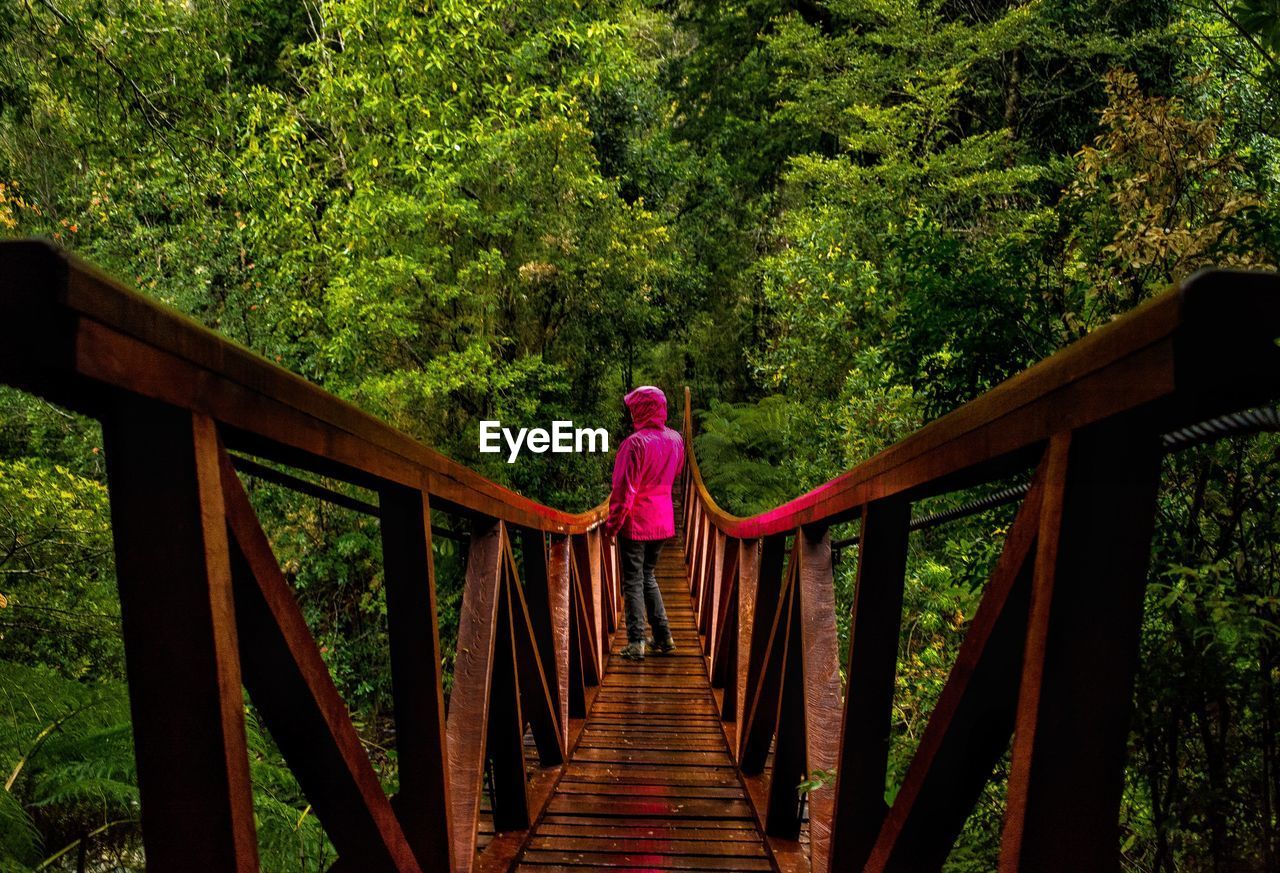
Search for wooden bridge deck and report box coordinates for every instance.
[512,540,775,872]
[9,246,1278,873]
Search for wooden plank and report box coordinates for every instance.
[517,844,768,865]
[380,484,453,872]
[571,557,600,687]
[826,499,911,872]
[572,534,604,678]
[999,428,1163,872]
[519,530,560,723]
[537,816,759,834]
[546,535,573,748]
[740,551,797,774]
[863,461,1048,872]
[566,570,588,720]
[546,796,756,819]
[736,536,784,758]
[556,781,745,797]
[796,525,841,873]
[489,546,530,833]
[710,539,739,687]
[102,401,259,872]
[764,577,806,840]
[220,453,420,871]
[700,530,726,644]
[562,766,742,787]
[518,849,771,870]
[514,522,774,870]
[527,835,765,856]
[505,538,564,765]
[447,519,505,872]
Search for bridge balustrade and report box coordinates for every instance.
[3,239,1279,872]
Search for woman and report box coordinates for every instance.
[603,385,685,661]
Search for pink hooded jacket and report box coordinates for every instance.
[604,386,685,541]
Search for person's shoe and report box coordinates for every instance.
[650,636,677,655]
[618,640,646,661]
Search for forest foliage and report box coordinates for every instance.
[1,0,1279,869]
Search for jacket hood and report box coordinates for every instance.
[624,386,668,430]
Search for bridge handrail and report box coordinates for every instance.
[681,268,1280,538]
[0,239,623,873]
[0,240,608,533]
[678,267,1280,873]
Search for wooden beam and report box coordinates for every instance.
[740,553,798,774]
[566,568,588,721]
[710,544,739,688]
[572,533,604,674]
[701,529,726,646]
[600,536,619,635]
[221,454,421,871]
[795,526,841,873]
[102,402,259,872]
[737,536,786,758]
[487,544,529,833]
[826,499,910,871]
[379,484,453,872]
[521,529,569,751]
[765,576,806,840]
[863,461,1048,872]
[504,539,564,765]
[446,519,505,873]
[999,429,1162,872]
[570,554,600,687]
[545,535,572,747]
[733,539,761,753]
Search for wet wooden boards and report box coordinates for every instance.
[514,541,775,872]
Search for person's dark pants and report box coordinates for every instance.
[619,536,671,644]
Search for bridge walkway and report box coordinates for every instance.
[513,529,775,872]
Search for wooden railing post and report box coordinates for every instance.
[739,535,791,772]
[222,457,420,871]
[572,531,605,673]
[710,536,740,695]
[999,429,1162,872]
[380,485,453,872]
[102,400,259,872]
[732,539,761,756]
[447,518,513,871]
[695,517,715,630]
[795,525,842,873]
[700,529,725,647]
[827,498,911,872]
[521,529,570,751]
[486,549,530,833]
[545,534,573,747]
[504,539,564,767]
[765,563,806,839]
[861,456,1050,872]
[567,536,601,718]
[763,525,840,859]
[600,533,619,634]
